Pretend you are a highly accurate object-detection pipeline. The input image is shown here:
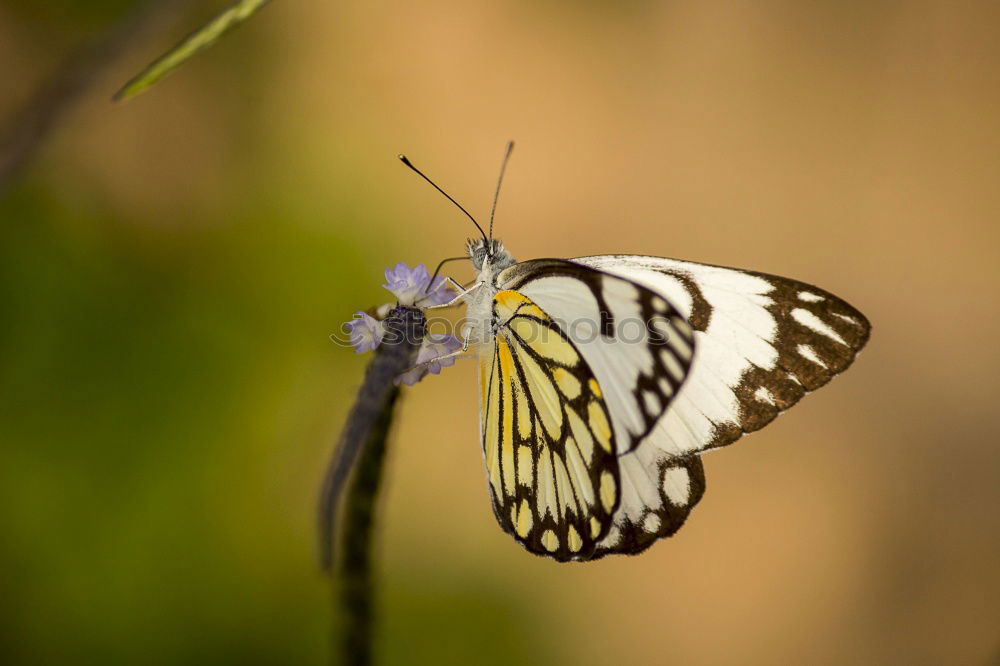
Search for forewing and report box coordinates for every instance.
[572,254,872,458]
[480,290,621,561]
[498,259,697,456]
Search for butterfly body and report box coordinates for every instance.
[460,238,870,562]
[461,239,515,352]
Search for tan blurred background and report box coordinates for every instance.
[1,1,998,664]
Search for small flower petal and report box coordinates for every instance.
[381,262,456,306]
[345,312,383,353]
[396,334,462,385]
[383,262,428,305]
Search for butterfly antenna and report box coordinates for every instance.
[427,255,470,288]
[398,154,488,242]
[416,255,471,305]
[488,140,515,242]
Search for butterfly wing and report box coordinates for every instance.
[494,256,869,557]
[571,254,872,456]
[498,259,700,456]
[480,290,627,561]
[492,260,705,558]
[591,454,706,559]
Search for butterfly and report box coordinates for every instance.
[403,145,871,562]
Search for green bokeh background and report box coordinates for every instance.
[2,1,999,664]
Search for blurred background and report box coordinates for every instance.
[1,1,998,664]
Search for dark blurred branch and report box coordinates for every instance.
[0,0,189,194]
[318,306,426,665]
[336,384,396,666]
[317,307,426,571]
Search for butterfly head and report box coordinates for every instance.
[467,238,517,272]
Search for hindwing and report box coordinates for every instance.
[480,290,621,561]
[481,262,708,559]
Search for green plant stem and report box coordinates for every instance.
[114,0,271,101]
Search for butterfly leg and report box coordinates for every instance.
[421,279,482,310]
[399,325,478,376]
[399,348,476,378]
[403,349,476,371]
[415,276,458,307]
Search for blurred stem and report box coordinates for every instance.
[319,306,426,665]
[0,0,190,194]
[335,384,399,666]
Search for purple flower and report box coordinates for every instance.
[382,262,455,306]
[396,334,462,386]
[344,262,462,384]
[345,312,383,353]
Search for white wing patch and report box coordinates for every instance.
[662,465,692,506]
[791,308,848,346]
[754,387,776,406]
[797,344,827,368]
